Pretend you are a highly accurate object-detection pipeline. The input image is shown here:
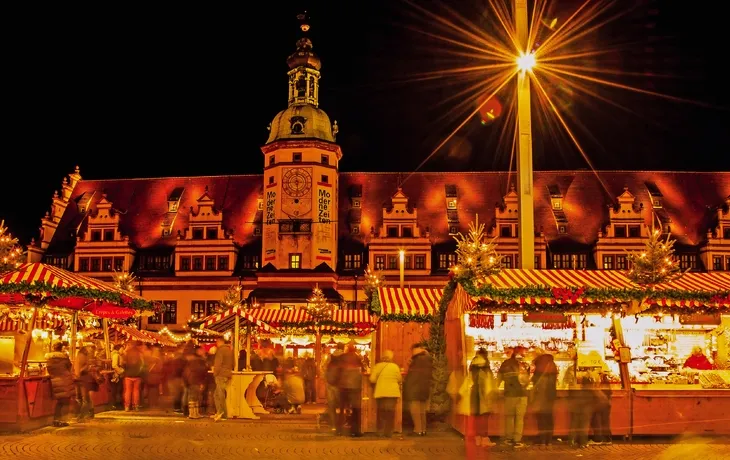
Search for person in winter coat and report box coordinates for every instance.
[46,343,75,427]
[497,346,530,447]
[369,350,402,437]
[324,344,344,433]
[123,342,145,411]
[531,351,558,445]
[448,351,497,451]
[74,346,97,420]
[337,344,364,437]
[110,344,124,409]
[403,342,433,436]
[212,337,234,422]
[183,346,209,419]
[301,354,317,403]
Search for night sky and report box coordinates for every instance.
[3,1,728,244]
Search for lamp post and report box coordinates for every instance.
[399,250,405,289]
[514,0,536,269]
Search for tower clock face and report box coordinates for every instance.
[281,167,313,218]
[282,168,312,197]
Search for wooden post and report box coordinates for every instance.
[245,323,251,370]
[102,318,111,360]
[234,311,240,372]
[612,315,633,440]
[20,307,39,378]
[70,311,78,361]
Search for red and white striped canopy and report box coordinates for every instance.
[476,269,730,307]
[246,308,377,331]
[377,288,443,317]
[111,324,157,344]
[322,309,377,331]
[139,330,178,347]
[202,306,279,334]
[0,263,146,313]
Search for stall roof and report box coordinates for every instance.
[378,288,444,318]
[247,288,343,303]
[247,308,377,331]
[112,324,157,344]
[202,306,278,334]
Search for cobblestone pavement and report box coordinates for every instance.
[2,413,730,460]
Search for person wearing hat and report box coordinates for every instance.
[497,346,529,448]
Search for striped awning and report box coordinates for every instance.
[475,269,730,307]
[140,330,177,347]
[202,306,278,334]
[246,308,377,331]
[377,288,443,317]
[0,262,153,310]
[322,309,377,331]
[111,324,157,344]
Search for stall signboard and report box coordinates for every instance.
[679,313,721,325]
[523,312,567,323]
[89,305,136,319]
[577,344,606,369]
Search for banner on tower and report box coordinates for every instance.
[263,183,278,262]
[315,181,333,263]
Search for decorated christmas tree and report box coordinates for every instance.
[452,215,503,281]
[626,228,683,285]
[221,284,244,309]
[0,220,23,275]
[307,284,333,322]
[363,265,385,313]
[112,270,137,293]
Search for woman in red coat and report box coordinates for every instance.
[683,346,714,370]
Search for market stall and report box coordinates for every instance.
[0,263,157,431]
[445,268,730,437]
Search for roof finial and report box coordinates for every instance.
[297,12,310,33]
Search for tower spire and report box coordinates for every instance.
[287,12,321,107]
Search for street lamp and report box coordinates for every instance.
[514,0,535,269]
[399,250,405,289]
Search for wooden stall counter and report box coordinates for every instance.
[631,384,730,435]
[225,371,273,420]
[453,388,631,439]
[360,373,403,434]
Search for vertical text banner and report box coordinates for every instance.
[315,180,333,265]
[264,182,278,263]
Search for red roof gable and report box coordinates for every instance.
[49,171,730,251]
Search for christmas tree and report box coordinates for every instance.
[307,284,333,322]
[363,265,385,311]
[0,220,23,275]
[626,228,683,285]
[221,284,243,309]
[452,215,503,281]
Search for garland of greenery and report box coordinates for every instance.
[0,281,158,311]
[370,290,382,315]
[457,277,730,307]
[425,279,456,419]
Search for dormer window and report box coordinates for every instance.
[103,229,114,241]
[614,225,627,237]
[91,230,102,242]
[257,199,264,211]
[206,227,217,240]
[552,199,562,210]
[352,199,361,208]
[387,226,398,237]
[402,226,413,238]
[449,226,458,235]
[167,187,184,213]
[447,199,457,209]
[500,225,512,238]
[628,225,641,237]
[192,228,204,240]
[724,227,730,239]
[558,225,567,234]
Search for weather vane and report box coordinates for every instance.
[297,12,310,32]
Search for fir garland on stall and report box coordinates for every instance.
[425,279,457,419]
[0,281,159,311]
[363,265,385,314]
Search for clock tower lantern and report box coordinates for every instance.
[261,13,341,272]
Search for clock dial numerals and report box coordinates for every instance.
[282,168,312,198]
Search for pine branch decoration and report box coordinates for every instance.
[453,215,503,280]
[626,228,684,285]
[0,220,24,275]
[112,270,136,293]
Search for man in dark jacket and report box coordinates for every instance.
[404,342,433,436]
[46,343,74,427]
[497,346,529,447]
[212,337,234,422]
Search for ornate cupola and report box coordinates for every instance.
[266,12,338,145]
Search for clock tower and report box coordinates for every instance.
[261,13,341,272]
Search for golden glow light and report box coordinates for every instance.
[516,52,536,72]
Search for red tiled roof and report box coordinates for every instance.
[49,171,730,251]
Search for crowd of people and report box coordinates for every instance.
[449,345,615,452]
